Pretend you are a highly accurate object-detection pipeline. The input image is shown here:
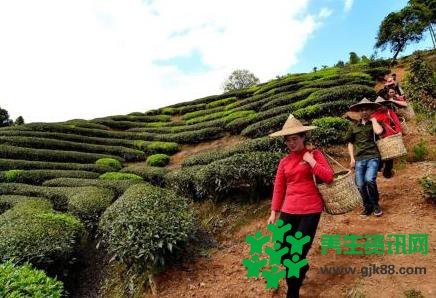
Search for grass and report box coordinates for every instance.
[193,196,271,241]
[404,289,425,298]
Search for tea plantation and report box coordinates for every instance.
[0,61,390,296]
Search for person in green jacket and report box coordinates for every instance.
[344,98,384,217]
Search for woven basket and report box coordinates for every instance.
[376,133,407,160]
[318,170,363,215]
[396,105,415,120]
[399,117,409,135]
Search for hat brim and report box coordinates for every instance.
[349,102,381,112]
[269,126,317,137]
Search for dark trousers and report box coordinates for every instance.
[278,212,321,298]
[379,159,394,178]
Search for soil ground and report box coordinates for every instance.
[144,119,435,298]
[145,160,435,298]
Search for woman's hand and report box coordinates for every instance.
[267,211,278,225]
[350,158,356,169]
[303,152,317,167]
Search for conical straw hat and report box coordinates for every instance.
[349,97,381,111]
[269,114,317,137]
[374,96,387,103]
[375,96,389,104]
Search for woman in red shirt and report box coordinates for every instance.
[267,114,334,298]
[372,96,402,178]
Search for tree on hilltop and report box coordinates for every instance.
[222,69,260,92]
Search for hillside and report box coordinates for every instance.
[0,50,434,298]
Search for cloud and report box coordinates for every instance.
[318,7,333,19]
[344,0,353,12]
[0,0,331,122]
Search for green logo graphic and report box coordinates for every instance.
[242,219,311,289]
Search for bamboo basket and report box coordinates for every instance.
[376,133,407,160]
[396,105,415,120]
[316,155,363,215]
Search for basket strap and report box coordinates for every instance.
[324,153,349,171]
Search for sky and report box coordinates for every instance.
[0,0,433,123]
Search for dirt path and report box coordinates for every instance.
[145,161,435,298]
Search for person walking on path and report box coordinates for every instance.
[372,96,402,178]
[267,114,334,298]
[386,88,408,108]
[344,98,384,217]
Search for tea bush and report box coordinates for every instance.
[98,184,194,272]
[146,154,170,167]
[0,261,64,297]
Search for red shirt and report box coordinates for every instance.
[271,148,334,214]
[372,108,402,138]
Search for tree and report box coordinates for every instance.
[403,52,436,110]
[349,52,360,64]
[222,69,260,92]
[321,65,328,69]
[335,60,345,67]
[409,0,436,48]
[313,67,317,72]
[409,0,436,49]
[375,5,429,62]
[15,116,25,125]
[0,107,13,127]
[361,55,370,63]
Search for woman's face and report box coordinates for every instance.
[284,134,305,151]
[388,89,396,98]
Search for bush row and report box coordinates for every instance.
[0,169,100,185]
[363,66,391,80]
[185,109,234,125]
[181,105,226,121]
[98,114,171,123]
[0,145,124,164]
[120,165,168,187]
[63,119,110,130]
[0,129,140,149]
[167,151,285,201]
[95,158,123,171]
[291,84,376,110]
[3,123,135,140]
[240,114,289,138]
[146,154,170,167]
[293,100,354,120]
[43,178,144,197]
[0,261,64,297]
[260,88,319,111]
[310,117,352,147]
[0,158,113,173]
[0,183,115,222]
[128,118,227,134]
[0,135,144,161]
[0,195,46,214]
[206,96,237,109]
[156,127,226,144]
[163,88,254,110]
[98,184,194,274]
[240,100,354,138]
[224,113,258,134]
[0,197,85,272]
[181,136,287,167]
[99,172,144,181]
